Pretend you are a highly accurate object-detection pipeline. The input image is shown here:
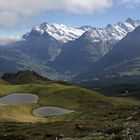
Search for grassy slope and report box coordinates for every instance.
[0,83,139,139]
[0,84,109,122]
[0,83,139,123]
[0,79,7,85]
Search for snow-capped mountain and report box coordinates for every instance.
[1,18,140,79]
[23,22,88,43]
[24,18,140,44]
[50,18,140,75]
[83,18,140,42]
[79,26,95,31]
[75,26,140,82]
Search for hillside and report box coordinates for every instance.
[1,70,51,84]
[0,79,7,85]
[97,83,140,99]
[0,57,20,76]
[0,83,139,139]
[0,70,140,139]
[80,79,140,99]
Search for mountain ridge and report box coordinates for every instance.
[50,18,140,75]
[23,22,87,43]
[1,70,51,84]
[0,18,140,80]
[75,26,140,81]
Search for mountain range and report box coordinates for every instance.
[0,18,140,81]
[76,26,140,82]
[50,18,140,74]
[23,22,87,43]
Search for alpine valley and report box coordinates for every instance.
[0,17,140,140]
[1,18,140,80]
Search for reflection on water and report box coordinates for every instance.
[33,106,74,117]
[0,93,38,105]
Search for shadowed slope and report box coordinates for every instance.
[2,70,51,85]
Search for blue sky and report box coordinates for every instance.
[0,0,140,36]
[38,6,140,27]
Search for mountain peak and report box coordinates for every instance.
[85,18,140,41]
[39,22,49,30]
[106,24,113,28]
[126,18,133,22]
[79,26,94,31]
[24,22,85,43]
[125,18,140,27]
[23,18,140,44]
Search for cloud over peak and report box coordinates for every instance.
[0,0,112,29]
[0,0,139,29]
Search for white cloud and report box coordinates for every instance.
[117,0,140,7]
[0,0,112,29]
[0,0,139,30]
